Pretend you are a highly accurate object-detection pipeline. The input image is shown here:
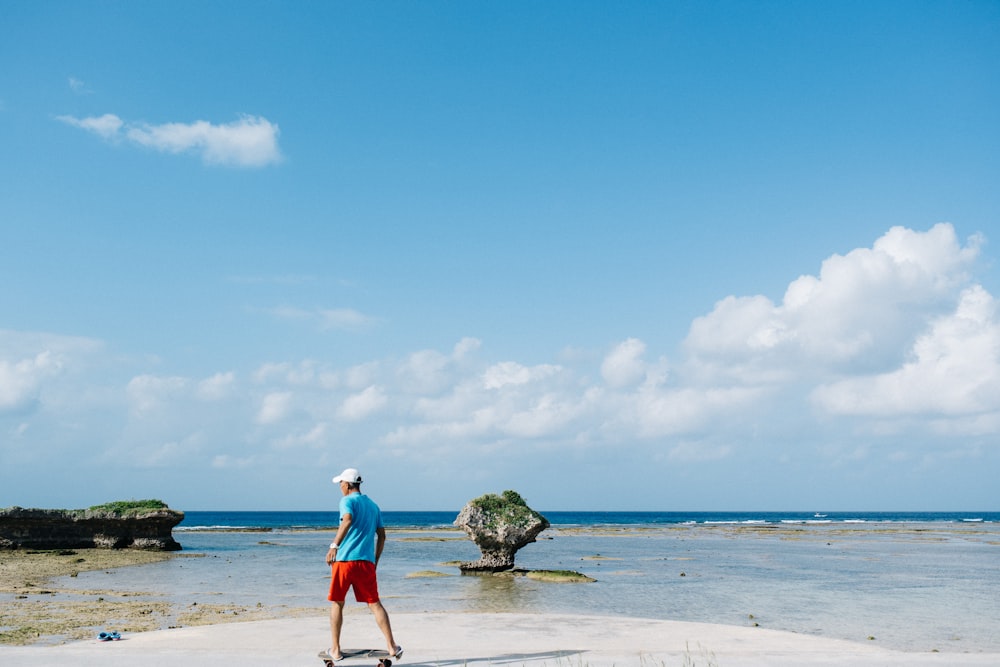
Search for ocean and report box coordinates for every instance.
[57,511,1000,653]
[175,509,999,530]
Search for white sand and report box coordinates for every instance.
[1,612,996,667]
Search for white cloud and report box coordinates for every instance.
[503,391,585,438]
[126,374,188,415]
[57,113,282,167]
[453,337,482,359]
[342,362,380,390]
[274,423,329,450]
[685,223,982,381]
[266,306,376,332]
[397,349,452,394]
[68,77,93,94]
[0,352,61,414]
[197,372,236,401]
[57,113,123,140]
[812,285,1000,417]
[482,361,560,390]
[627,385,766,438]
[319,308,374,331]
[338,386,387,421]
[257,391,293,424]
[396,339,481,395]
[386,361,575,447]
[127,433,204,468]
[601,338,648,388]
[254,360,335,387]
[4,224,997,508]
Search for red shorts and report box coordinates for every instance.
[328,560,380,603]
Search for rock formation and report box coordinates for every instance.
[454,490,549,572]
[0,501,184,551]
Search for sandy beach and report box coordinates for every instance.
[3,612,999,667]
[3,548,1000,666]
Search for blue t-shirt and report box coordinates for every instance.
[337,492,383,562]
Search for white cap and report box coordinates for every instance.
[332,468,362,485]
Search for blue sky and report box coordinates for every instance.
[2,2,998,512]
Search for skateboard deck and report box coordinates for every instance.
[318,648,401,667]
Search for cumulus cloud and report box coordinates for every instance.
[257,391,293,424]
[601,338,648,388]
[0,352,61,414]
[56,113,282,167]
[385,360,574,446]
[0,331,102,418]
[482,361,560,389]
[5,223,997,505]
[126,374,188,415]
[627,385,766,438]
[197,372,236,401]
[812,285,1000,418]
[685,223,982,382]
[338,386,388,421]
[396,338,481,394]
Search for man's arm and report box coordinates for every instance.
[374,525,386,566]
[326,512,353,564]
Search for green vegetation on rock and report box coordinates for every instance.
[469,490,549,530]
[86,500,170,516]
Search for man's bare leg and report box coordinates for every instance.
[329,601,345,658]
[368,601,400,657]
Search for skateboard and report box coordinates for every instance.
[318,648,402,667]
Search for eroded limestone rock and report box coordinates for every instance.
[454,490,549,572]
[0,501,184,551]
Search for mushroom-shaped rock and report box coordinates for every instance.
[454,490,549,572]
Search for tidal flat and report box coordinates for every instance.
[3,521,998,653]
[0,549,319,645]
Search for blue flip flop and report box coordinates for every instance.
[98,632,112,641]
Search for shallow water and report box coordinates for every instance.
[55,522,1000,653]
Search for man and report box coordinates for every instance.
[325,468,402,662]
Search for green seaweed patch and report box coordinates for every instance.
[581,554,622,561]
[405,570,452,578]
[524,569,596,583]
